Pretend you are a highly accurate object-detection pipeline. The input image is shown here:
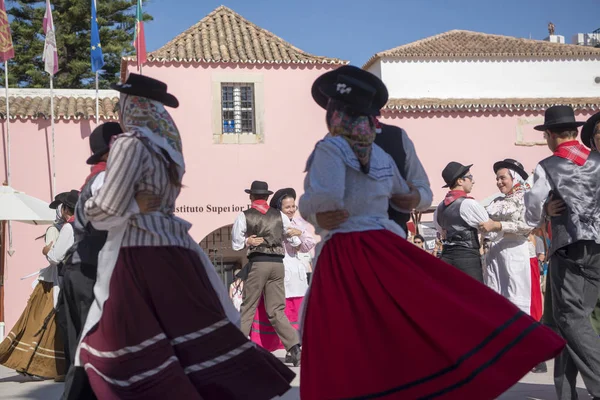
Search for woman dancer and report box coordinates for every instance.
[299,65,565,399]
[250,188,315,357]
[75,73,294,399]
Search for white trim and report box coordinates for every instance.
[184,342,253,374]
[170,319,228,346]
[80,332,167,358]
[84,355,178,387]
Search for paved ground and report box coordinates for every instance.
[0,356,588,399]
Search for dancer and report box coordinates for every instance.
[249,188,315,360]
[232,181,303,367]
[299,66,565,399]
[75,73,294,399]
[525,105,600,400]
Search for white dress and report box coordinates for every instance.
[283,217,316,299]
[484,188,533,314]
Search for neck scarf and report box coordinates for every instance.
[326,101,377,174]
[554,140,590,166]
[53,204,66,230]
[81,161,107,190]
[251,199,270,215]
[120,94,185,179]
[444,190,473,206]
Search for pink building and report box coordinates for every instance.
[1,14,599,335]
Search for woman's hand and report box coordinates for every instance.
[391,183,421,210]
[315,210,349,230]
[42,242,53,256]
[135,191,162,214]
[247,235,264,247]
[479,220,502,233]
[286,228,303,237]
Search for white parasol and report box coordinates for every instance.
[0,185,55,225]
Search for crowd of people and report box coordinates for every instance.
[0,65,597,400]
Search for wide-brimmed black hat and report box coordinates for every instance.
[493,158,529,181]
[244,181,273,195]
[49,190,79,210]
[269,188,297,209]
[581,111,600,149]
[534,105,585,131]
[49,191,68,209]
[86,122,124,165]
[111,73,179,108]
[311,65,388,116]
[442,162,473,188]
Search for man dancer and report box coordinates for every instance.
[525,105,600,400]
[231,181,302,366]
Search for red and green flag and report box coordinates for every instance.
[133,0,146,69]
[0,0,14,62]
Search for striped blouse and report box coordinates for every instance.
[85,134,195,249]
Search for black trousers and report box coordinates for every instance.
[548,241,600,400]
[440,246,484,283]
[61,262,98,400]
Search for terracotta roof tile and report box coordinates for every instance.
[384,97,600,113]
[364,30,600,69]
[138,5,347,65]
[0,91,119,120]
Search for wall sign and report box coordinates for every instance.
[175,204,252,215]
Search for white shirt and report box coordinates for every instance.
[524,164,552,228]
[46,223,75,265]
[433,198,490,236]
[231,210,300,251]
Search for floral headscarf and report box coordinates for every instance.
[119,94,185,179]
[505,169,529,197]
[326,100,377,174]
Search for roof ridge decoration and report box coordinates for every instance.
[137,5,347,65]
[363,29,600,69]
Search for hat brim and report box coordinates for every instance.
[110,83,179,108]
[269,188,297,208]
[311,66,388,116]
[493,161,529,181]
[581,112,600,149]
[86,146,110,165]
[533,121,585,131]
[442,164,473,188]
[244,189,274,195]
[49,199,61,209]
[319,86,381,116]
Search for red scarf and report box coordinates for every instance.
[554,140,590,166]
[251,199,270,214]
[67,215,75,223]
[81,162,107,190]
[444,190,473,206]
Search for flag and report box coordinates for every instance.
[133,0,146,69]
[90,0,104,72]
[0,0,14,62]
[42,0,58,76]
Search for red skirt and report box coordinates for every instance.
[80,247,294,400]
[250,297,303,352]
[529,258,543,321]
[301,230,565,400]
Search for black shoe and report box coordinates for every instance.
[284,351,292,364]
[288,345,301,367]
[531,361,547,373]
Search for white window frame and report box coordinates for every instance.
[212,74,264,144]
[515,116,547,146]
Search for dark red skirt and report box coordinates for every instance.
[301,230,565,400]
[529,258,543,321]
[80,246,294,400]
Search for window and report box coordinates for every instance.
[221,83,256,135]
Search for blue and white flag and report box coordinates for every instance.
[90,0,104,72]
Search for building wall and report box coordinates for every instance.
[368,57,600,99]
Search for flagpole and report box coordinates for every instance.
[95,71,99,124]
[50,76,55,199]
[4,61,12,256]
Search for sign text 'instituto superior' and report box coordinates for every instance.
[175,204,252,214]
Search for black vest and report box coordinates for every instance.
[539,151,600,256]
[436,198,480,249]
[374,123,408,230]
[243,208,285,258]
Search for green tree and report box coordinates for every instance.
[7,0,152,88]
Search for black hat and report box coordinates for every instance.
[111,73,179,108]
[533,105,585,131]
[269,188,297,209]
[581,111,600,149]
[493,158,529,181]
[244,181,273,195]
[86,122,124,165]
[49,191,68,209]
[442,162,473,188]
[311,65,388,116]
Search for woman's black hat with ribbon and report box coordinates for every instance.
[50,190,79,210]
[581,111,600,149]
[111,73,179,108]
[534,105,585,131]
[86,122,123,165]
[493,158,529,181]
[441,162,473,188]
[269,188,296,209]
[49,191,69,209]
[311,65,389,116]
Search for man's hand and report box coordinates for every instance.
[479,220,501,233]
[546,195,566,217]
[136,191,162,214]
[286,228,303,238]
[247,235,264,247]
[315,210,349,230]
[391,183,421,211]
[42,242,53,256]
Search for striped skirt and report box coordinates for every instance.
[250,296,303,352]
[80,246,294,400]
